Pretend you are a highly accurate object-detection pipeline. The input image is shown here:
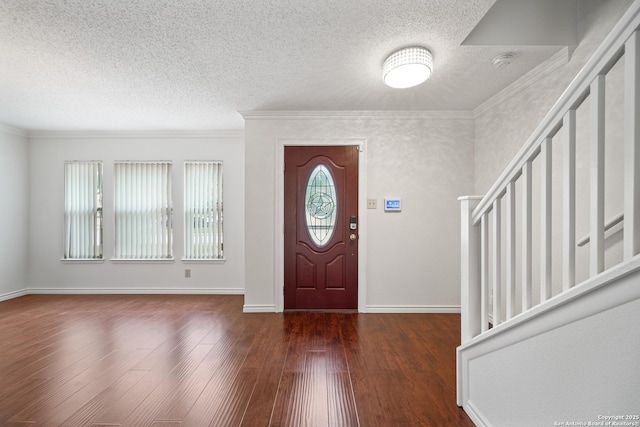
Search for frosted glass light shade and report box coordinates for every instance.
[383,47,433,89]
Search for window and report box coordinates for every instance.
[64,161,103,259]
[305,164,337,247]
[114,161,173,259]
[184,161,223,259]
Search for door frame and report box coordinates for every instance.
[274,137,367,312]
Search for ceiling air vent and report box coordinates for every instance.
[492,52,516,68]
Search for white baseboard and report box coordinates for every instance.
[241,304,460,313]
[464,400,491,427]
[0,288,29,302]
[243,304,277,313]
[27,287,244,295]
[366,304,461,313]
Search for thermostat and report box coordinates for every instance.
[384,198,402,211]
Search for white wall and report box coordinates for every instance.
[0,125,29,300]
[243,113,475,312]
[27,131,245,293]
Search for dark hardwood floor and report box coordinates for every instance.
[0,294,475,426]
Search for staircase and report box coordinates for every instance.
[457,1,640,425]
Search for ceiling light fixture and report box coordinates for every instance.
[383,46,433,89]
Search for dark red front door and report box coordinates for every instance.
[284,146,359,310]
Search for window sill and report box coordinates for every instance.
[181,258,226,264]
[110,258,175,264]
[61,258,105,264]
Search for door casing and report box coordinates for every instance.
[274,138,367,312]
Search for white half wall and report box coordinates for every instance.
[458,258,640,427]
[0,125,29,300]
[242,112,475,312]
[27,131,245,294]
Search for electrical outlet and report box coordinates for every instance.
[185,269,191,278]
[367,198,377,209]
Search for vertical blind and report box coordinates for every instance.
[64,161,103,259]
[184,161,223,259]
[114,162,173,259]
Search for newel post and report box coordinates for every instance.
[459,196,483,344]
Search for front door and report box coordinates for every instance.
[284,145,359,310]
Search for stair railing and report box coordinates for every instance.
[460,0,640,345]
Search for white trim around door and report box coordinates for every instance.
[274,138,368,312]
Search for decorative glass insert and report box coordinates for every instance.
[305,164,337,246]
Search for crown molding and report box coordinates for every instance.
[239,110,474,121]
[473,47,570,118]
[0,123,29,137]
[26,129,245,140]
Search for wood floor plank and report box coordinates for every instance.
[152,329,257,421]
[202,367,260,427]
[239,320,290,427]
[326,372,359,426]
[0,377,51,424]
[60,369,149,427]
[5,335,133,423]
[94,336,219,424]
[17,347,151,425]
[180,338,254,426]
[343,347,389,426]
[0,294,475,426]
[120,344,214,426]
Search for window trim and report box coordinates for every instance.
[62,160,104,261]
[113,160,174,260]
[183,160,224,260]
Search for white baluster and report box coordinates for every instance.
[624,30,640,259]
[591,74,606,275]
[522,161,533,310]
[481,214,489,333]
[506,181,516,319]
[492,198,501,326]
[540,138,553,301]
[563,110,577,291]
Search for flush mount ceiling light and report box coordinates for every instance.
[383,46,433,89]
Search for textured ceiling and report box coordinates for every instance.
[0,0,565,131]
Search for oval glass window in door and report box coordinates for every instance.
[305,164,337,247]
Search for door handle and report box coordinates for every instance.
[350,234,357,241]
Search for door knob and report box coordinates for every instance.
[350,234,357,241]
